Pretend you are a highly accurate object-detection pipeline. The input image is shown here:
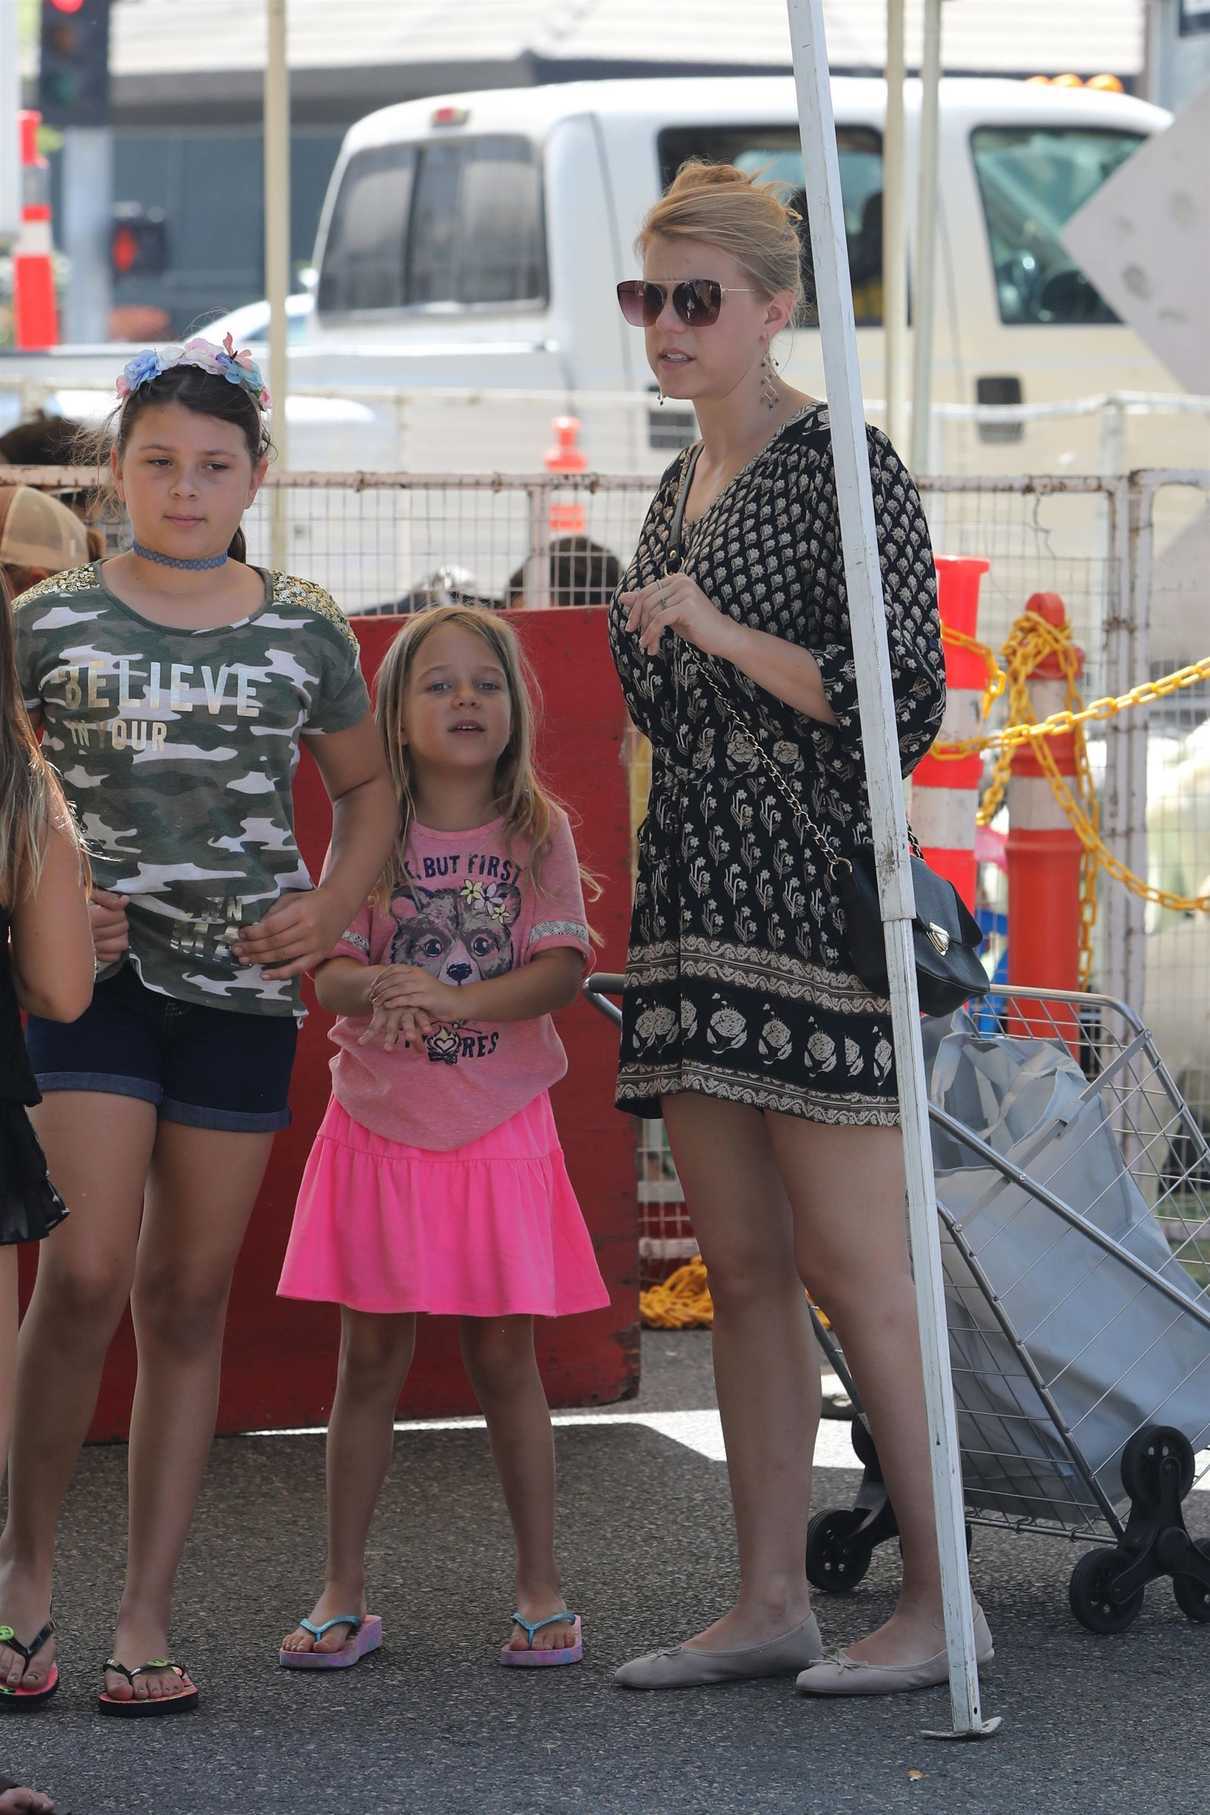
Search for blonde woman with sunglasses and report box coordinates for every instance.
[608,162,991,1698]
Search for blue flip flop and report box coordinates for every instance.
[499,1610,583,1668]
[279,1613,383,1671]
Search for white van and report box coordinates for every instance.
[296,74,1188,474]
[1,73,1190,481]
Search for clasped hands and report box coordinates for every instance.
[360,964,467,1053]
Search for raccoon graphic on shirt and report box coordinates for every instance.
[389,878,522,1066]
[326,815,591,1150]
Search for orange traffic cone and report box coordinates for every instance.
[13,111,59,350]
[545,416,587,535]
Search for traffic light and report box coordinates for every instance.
[38,0,112,129]
[111,203,169,279]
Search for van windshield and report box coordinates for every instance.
[658,127,885,325]
[971,126,1144,326]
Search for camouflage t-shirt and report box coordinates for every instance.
[15,563,370,1018]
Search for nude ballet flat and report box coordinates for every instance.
[614,1613,823,1690]
[795,1606,994,1698]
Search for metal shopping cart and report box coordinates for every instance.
[584,975,1210,1635]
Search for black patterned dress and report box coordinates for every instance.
[607,404,946,1126]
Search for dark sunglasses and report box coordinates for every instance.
[616,278,755,328]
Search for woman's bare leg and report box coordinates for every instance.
[107,1123,274,1704]
[767,1113,946,1664]
[459,1315,575,1654]
[0,1094,155,1692]
[280,1307,417,1656]
[659,1092,819,1651]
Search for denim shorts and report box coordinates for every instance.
[25,963,298,1133]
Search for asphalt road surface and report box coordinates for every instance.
[3,1332,1207,1815]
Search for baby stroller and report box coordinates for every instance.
[584,976,1210,1635]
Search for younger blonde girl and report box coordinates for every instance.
[278,605,608,1671]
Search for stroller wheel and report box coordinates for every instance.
[1120,1426,1195,1509]
[806,1509,875,1593]
[1069,1547,1145,1634]
[1173,1542,1210,1623]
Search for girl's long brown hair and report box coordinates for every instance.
[371,605,598,918]
[0,571,88,908]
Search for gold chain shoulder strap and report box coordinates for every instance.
[676,644,852,879]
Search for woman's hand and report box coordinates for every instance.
[230,887,347,981]
[620,573,740,661]
[88,888,130,966]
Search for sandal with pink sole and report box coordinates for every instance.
[499,1610,583,1668]
[0,1621,58,1712]
[278,1613,383,1671]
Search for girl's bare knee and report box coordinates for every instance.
[459,1317,536,1400]
[338,1313,414,1397]
[37,1256,130,1344]
[132,1266,230,1355]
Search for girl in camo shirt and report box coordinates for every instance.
[1,340,395,1717]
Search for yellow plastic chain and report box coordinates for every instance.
[940,621,1006,719]
[639,1255,714,1328]
[933,614,1210,985]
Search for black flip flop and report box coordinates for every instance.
[97,1657,198,1718]
[0,1620,59,1711]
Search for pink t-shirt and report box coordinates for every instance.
[326,812,592,1151]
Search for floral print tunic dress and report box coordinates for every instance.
[607,404,946,1127]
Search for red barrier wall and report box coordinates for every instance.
[24,608,638,1436]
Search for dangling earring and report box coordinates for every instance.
[657,388,666,407]
[760,350,778,412]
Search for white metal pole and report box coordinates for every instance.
[882,0,908,447]
[783,0,998,1740]
[909,0,943,474]
[61,126,113,344]
[264,0,290,571]
[0,0,20,251]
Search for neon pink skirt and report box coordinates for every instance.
[277,1091,610,1318]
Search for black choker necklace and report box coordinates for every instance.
[132,539,228,572]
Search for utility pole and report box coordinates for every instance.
[40,0,114,344]
[264,0,290,569]
[909,0,943,475]
[0,0,20,253]
[882,0,907,448]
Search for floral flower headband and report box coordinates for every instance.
[115,333,271,409]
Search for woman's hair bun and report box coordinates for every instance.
[637,160,810,321]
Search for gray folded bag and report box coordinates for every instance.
[924,1019,1210,1525]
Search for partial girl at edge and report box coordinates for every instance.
[277,604,609,1671]
[0,489,94,1805]
[0,337,396,1716]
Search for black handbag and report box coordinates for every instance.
[835,850,990,1017]
[662,438,988,1018]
